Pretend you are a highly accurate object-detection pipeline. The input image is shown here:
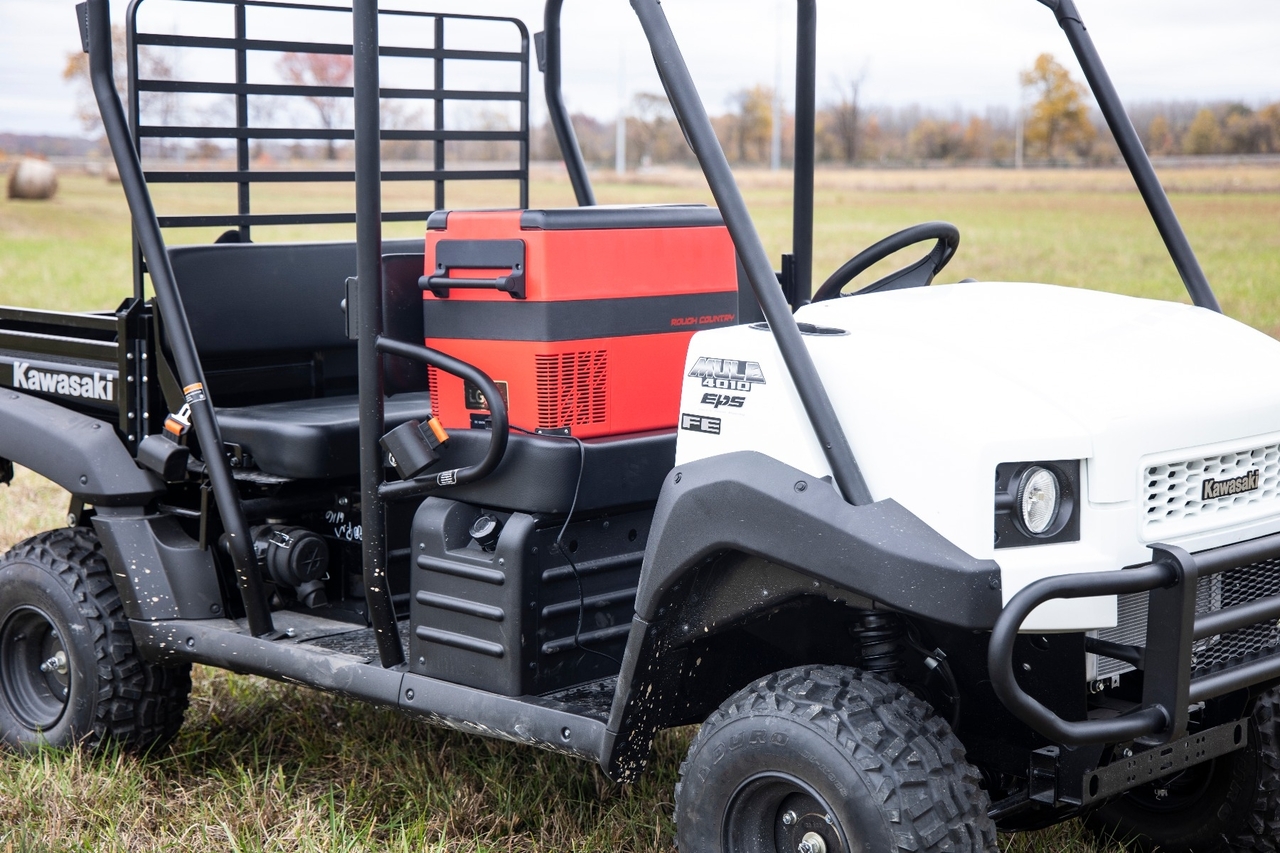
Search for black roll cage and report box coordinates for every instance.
[81,0,1223,671]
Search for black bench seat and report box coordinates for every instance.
[215,392,433,480]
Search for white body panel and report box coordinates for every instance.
[676,282,1280,630]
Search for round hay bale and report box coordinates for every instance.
[104,162,121,184]
[7,158,58,200]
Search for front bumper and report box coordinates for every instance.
[989,529,1280,746]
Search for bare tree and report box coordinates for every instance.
[825,74,864,165]
[64,27,180,154]
[277,52,354,160]
[725,86,774,164]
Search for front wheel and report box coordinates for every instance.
[674,665,997,853]
[1085,689,1280,853]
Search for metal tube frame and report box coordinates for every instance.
[542,0,818,310]
[84,0,277,638]
[374,337,510,502]
[1039,0,1220,312]
[989,530,1280,747]
[124,0,531,233]
[628,0,873,505]
[353,0,404,669]
[542,0,596,206]
[791,0,816,307]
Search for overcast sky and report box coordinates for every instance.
[1,0,1278,137]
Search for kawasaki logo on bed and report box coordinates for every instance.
[1201,469,1262,501]
[688,358,766,392]
[6,359,116,403]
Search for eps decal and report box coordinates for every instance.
[701,393,745,409]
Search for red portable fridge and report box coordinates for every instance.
[422,205,740,438]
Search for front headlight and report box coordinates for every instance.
[994,460,1080,548]
[1017,466,1060,535]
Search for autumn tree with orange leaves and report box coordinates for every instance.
[1020,53,1096,162]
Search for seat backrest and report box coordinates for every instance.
[165,238,423,406]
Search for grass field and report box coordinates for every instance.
[2,163,1280,851]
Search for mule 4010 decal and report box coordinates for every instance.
[687,357,766,393]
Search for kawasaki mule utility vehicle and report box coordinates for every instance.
[3,0,1280,850]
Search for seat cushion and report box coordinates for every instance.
[217,391,676,510]
[216,392,432,480]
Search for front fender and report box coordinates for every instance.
[601,451,1001,781]
[635,451,1000,628]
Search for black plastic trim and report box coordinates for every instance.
[633,451,1001,628]
[518,205,722,231]
[411,428,673,515]
[93,508,223,621]
[424,239,526,299]
[424,291,738,342]
[0,388,160,505]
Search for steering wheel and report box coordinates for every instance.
[811,221,960,302]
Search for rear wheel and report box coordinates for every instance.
[674,665,997,853]
[0,528,191,752]
[1085,689,1280,852]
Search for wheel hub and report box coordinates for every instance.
[1,607,71,731]
[797,831,828,853]
[725,774,846,853]
[40,650,68,676]
[778,796,839,853]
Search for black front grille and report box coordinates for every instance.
[1193,557,1280,674]
[1097,557,1280,679]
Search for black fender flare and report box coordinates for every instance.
[601,451,1002,781]
[0,389,161,505]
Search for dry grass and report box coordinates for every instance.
[0,467,69,554]
[617,162,1280,195]
[4,162,1276,850]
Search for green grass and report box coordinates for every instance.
[6,167,1279,329]
[3,163,1279,850]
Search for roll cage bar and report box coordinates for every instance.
[80,0,1221,665]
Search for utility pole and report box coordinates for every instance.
[1015,86,1026,170]
[771,0,784,171]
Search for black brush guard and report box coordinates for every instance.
[990,531,1280,747]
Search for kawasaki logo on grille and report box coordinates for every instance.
[7,359,116,403]
[1202,469,1261,501]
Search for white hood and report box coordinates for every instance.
[678,282,1280,568]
